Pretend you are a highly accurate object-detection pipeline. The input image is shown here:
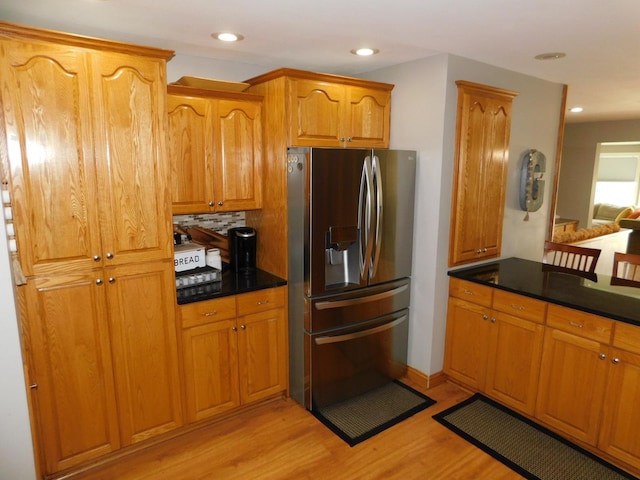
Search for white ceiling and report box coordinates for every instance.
[2,0,639,124]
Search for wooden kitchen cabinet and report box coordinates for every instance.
[0,27,173,277]
[448,81,518,267]
[0,23,180,476]
[180,286,287,423]
[167,85,263,214]
[105,260,183,445]
[289,77,391,148]
[22,272,120,474]
[598,322,640,470]
[445,279,545,415]
[535,304,612,445]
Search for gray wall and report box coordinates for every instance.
[364,54,564,378]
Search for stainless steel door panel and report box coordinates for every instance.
[307,310,409,410]
[369,150,416,285]
[305,278,410,332]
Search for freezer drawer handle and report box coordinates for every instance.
[314,284,408,310]
[314,315,407,345]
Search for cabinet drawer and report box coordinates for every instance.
[449,278,493,307]
[492,290,546,324]
[180,296,237,328]
[546,304,613,343]
[237,287,285,316]
[612,321,640,355]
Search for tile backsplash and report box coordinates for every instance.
[173,212,245,235]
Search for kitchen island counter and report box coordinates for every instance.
[448,257,640,326]
[176,268,287,305]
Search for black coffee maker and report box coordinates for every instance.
[228,227,257,275]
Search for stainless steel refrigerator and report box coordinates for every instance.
[287,147,416,410]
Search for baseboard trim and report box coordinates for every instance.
[401,366,446,390]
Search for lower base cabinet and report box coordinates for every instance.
[445,278,640,476]
[180,286,287,422]
[24,260,182,475]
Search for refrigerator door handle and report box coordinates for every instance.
[371,155,383,277]
[314,283,409,310]
[358,157,374,279]
[314,314,408,345]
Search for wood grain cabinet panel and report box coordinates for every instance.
[449,81,518,266]
[0,23,178,476]
[535,327,609,445]
[289,77,391,148]
[167,86,263,214]
[106,261,183,445]
[444,279,544,415]
[23,273,120,474]
[180,286,287,423]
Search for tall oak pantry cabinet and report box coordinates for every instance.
[448,80,518,266]
[0,23,181,477]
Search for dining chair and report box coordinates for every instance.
[542,241,601,274]
[611,251,640,287]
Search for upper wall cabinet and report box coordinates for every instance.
[245,68,393,149]
[0,23,174,277]
[448,80,518,267]
[167,85,263,214]
[289,77,391,148]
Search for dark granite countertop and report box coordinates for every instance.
[176,268,287,305]
[448,257,640,326]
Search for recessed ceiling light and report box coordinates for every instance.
[351,48,379,56]
[212,32,244,42]
[569,107,584,113]
[534,52,566,60]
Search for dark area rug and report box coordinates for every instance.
[312,380,436,447]
[433,393,639,480]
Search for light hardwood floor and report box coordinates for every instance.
[68,381,524,480]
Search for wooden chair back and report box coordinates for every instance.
[611,252,640,287]
[542,241,601,274]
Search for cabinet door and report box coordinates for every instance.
[167,94,215,214]
[215,98,263,211]
[0,39,103,277]
[24,273,120,474]
[443,297,492,389]
[90,52,172,265]
[237,307,287,404]
[345,86,390,148]
[105,260,183,445]
[289,79,345,146]
[598,348,640,470]
[485,310,544,415]
[449,82,516,266]
[536,328,608,445]
[182,319,240,422]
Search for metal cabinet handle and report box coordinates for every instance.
[203,311,218,317]
[569,321,584,329]
[490,317,497,323]
[232,326,238,332]
[218,201,223,206]
[208,201,215,207]
[257,300,270,305]
[598,353,606,360]
[106,252,114,260]
[463,289,474,296]
[612,357,621,364]
[510,304,525,311]
[108,277,115,283]
[93,255,101,262]
[29,383,38,390]
[241,324,247,330]
[96,279,103,285]
[482,314,489,321]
